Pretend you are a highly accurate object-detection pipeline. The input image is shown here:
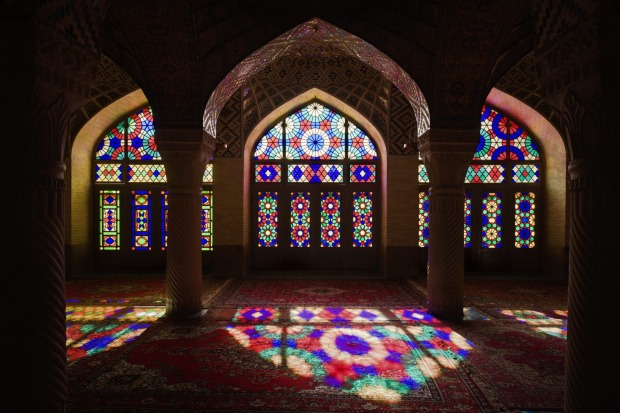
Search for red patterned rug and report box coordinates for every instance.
[452,320,566,411]
[66,277,566,413]
[427,278,567,308]
[65,278,166,305]
[65,277,230,305]
[68,318,503,412]
[206,278,426,307]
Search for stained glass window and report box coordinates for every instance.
[477,106,510,160]
[418,105,541,252]
[512,164,539,183]
[509,127,540,161]
[252,101,377,172]
[252,101,378,254]
[418,191,430,248]
[255,164,281,182]
[254,123,283,160]
[418,164,429,184]
[352,192,372,247]
[95,125,125,160]
[131,190,151,250]
[96,107,160,162]
[126,107,158,160]
[203,164,214,183]
[482,192,502,248]
[347,123,377,160]
[94,106,214,259]
[320,192,341,247]
[288,164,343,183]
[258,192,278,247]
[465,165,504,183]
[99,190,120,250]
[464,192,472,248]
[95,164,123,183]
[350,165,376,183]
[127,164,167,183]
[202,191,213,251]
[161,190,168,250]
[515,192,535,248]
[285,103,345,160]
[291,192,311,247]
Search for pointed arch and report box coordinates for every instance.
[243,88,388,166]
[204,18,429,142]
[486,87,567,275]
[243,88,388,271]
[69,89,148,272]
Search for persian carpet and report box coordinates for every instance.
[412,278,568,309]
[66,276,567,413]
[205,278,426,307]
[451,319,566,411]
[65,276,231,306]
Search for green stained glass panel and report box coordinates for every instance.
[258,192,278,247]
[418,192,429,248]
[203,164,214,183]
[95,164,123,183]
[466,165,504,183]
[127,164,167,183]
[99,190,120,250]
[202,191,213,251]
[131,190,151,251]
[482,192,502,248]
[352,192,372,247]
[320,191,340,247]
[290,192,311,247]
[418,164,429,183]
[512,164,539,183]
[515,192,535,248]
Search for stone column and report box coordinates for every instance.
[565,160,615,412]
[157,130,215,316]
[6,160,72,413]
[2,8,101,410]
[418,128,478,321]
[530,3,617,410]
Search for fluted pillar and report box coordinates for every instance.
[157,130,215,316]
[565,160,615,412]
[2,5,102,410]
[6,161,71,413]
[418,128,478,321]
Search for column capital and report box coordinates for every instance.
[418,128,478,187]
[156,128,215,188]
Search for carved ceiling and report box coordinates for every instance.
[70,45,540,141]
[69,1,596,141]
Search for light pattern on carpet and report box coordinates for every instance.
[66,277,566,412]
[68,314,501,412]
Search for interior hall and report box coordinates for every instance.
[2,1,617,412]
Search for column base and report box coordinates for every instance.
[165,298,203,317]
[427,303,464,322]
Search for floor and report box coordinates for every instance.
[65,272,568,413]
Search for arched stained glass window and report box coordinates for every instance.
[418,105,543,272]
[93,106,214,270]
[251,101,380,272]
